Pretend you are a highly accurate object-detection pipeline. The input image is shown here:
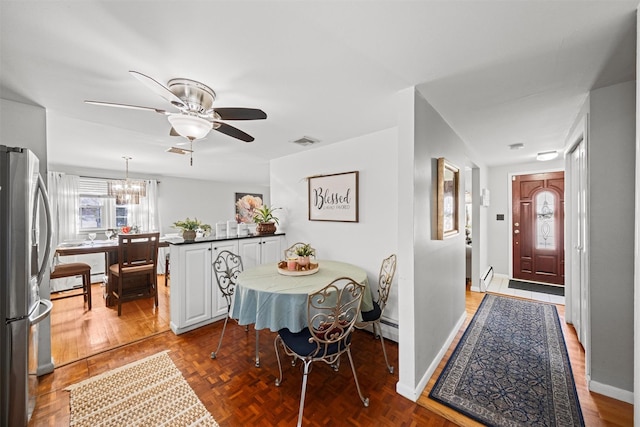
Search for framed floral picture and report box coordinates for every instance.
[235,193,263,223]
[308,171,359,222]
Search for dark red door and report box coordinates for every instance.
[512,172,564,285]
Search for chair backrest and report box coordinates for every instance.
[117,232,160,271]
[376,254,397,312]
[283,242,317,260]
[307,277,365,357]
[213,250,243,304]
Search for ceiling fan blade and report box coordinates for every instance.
[129,70,186,109]
[214,122,255,142]
[215,108,267,121]
[169,127,179,137]
[85,100,170,115]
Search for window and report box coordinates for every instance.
[536,190,555,249]
[78,177,130,231]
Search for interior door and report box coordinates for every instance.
[512,171,565,285]
[569,139,587,345]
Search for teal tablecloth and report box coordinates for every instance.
[231,260,373,332]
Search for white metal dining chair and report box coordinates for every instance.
[356,254,397,373]
[274,276,369,427]
[211,250,245,360]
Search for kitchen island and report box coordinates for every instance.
[168,233,285,334]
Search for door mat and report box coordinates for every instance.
[508,279,564,296]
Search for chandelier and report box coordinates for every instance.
[108,156,147,204]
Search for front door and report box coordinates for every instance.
[512,172,564,285]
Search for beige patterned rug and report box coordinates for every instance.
[65,351,218,427]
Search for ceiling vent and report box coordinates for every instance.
[292,136,319,146]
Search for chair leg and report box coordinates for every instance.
[346,348,369,407]
[274,336,284,386]
[374,321,393,374]
[83,271,92,310]
[254,329,260,367]
[211,311,231,359]
[296,360,313,427]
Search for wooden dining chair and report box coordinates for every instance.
[211,250,245,359]
[274,277,369,427]
[355,254,397,373]
[108,232,160,316]
[50,262,92,309]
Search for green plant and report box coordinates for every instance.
[295,243,314,257]
[253,205,280,225]
[172,217,211,232]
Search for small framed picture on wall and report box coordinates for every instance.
[235,193,263,223]
[308,171,359,222]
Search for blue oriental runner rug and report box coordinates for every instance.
[429,295,584,426]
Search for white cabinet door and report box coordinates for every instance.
[172,243,212,330]
[211,240,239,318]
[238,238,261,269]
[260,236,282,264]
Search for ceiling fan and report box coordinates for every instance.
[85,71,267,145]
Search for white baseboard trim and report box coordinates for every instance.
[395,310,467,402]
[589,379,634,404]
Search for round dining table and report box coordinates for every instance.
[231,260,373,366]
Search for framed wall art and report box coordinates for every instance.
[235,192,263,223]
[436,158,460,239]
[308,171,359,222]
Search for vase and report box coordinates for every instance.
[256,222,276,235]
[182,230,197,241]
[297,256,310,266]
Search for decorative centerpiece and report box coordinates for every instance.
[277,259,319,276]
[172,217,211,242]
[295,243,314,266]
[253,205,280,235]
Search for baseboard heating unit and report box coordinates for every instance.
[480,266,493,292]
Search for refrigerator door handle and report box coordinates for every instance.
[28,299,53,325]
[33,174,52,287]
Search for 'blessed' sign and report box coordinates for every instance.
[308,171,359,222]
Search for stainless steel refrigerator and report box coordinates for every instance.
[0,145,53,427]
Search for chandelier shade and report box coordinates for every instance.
[108,157,147,204]
[168,114,212,140]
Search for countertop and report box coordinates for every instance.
[166,232,285,246]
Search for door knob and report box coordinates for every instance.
[514,230,520,234]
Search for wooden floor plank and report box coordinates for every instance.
[32,280,632,426]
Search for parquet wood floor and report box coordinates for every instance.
[32,280,633,426]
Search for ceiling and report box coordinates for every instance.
[1,1,636,185]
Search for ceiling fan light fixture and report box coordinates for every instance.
[168,114,212,140]
[536,150,558,161]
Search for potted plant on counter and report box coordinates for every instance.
[253,205,280,235]
[172,218,211,242]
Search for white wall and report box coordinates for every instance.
[46,164,270,236]
[391,88,470,400]
[270,127,400,339]
[486,159,564,276]
[157,176,269,235]
[635,7,639,421]
[587,80,635,398]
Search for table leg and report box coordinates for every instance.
[255,329,260,367]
